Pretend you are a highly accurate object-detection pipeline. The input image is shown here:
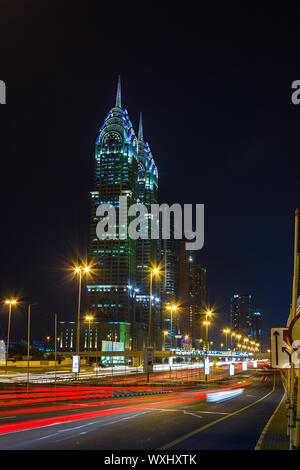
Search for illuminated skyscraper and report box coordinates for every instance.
[135,112,159,334]
[189,258,207,346]
[231,294,252,337]
[87,77,138,324]
[251,311,263,345]
[87,78,159,345]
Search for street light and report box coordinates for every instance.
[148,267,160,346]
[73,265,91,360]
[223,329,230,350]
[203,320,211,351]
[162,331,168,351]
[205,310,212,323]
[4,299,18,374]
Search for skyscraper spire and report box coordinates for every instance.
[138,112,143,141]
[116,75,121,108]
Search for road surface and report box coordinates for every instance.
[0,370,283,450]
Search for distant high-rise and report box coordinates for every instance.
[189,258,207,346]
[135,112,159,334]
[160,237,181,348]
[231,294,252,337]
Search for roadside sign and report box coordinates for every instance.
[270,328,290,369]
[229,363,235,376]
[72,355,80,373]
[143,347,154,373]
[242,361,247,371]
[204,357,210,375]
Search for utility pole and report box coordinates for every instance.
[293,252,300,448]
[289,209,299,449]
[54,313,57,386]
[27,305,31,384]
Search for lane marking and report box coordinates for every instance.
[52,411,151,443]
[159,384,276,450]
[254,391,286,450]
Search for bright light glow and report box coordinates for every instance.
[5,299,17,305]
[167,304,178,312]
[206,388,243,402]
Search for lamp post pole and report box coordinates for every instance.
[5,300,17,374]
[27,305,31,384]
[54,313,57,386]
[148,268,159,347]
[148,271,153,347]
[74,265,90,379]
[76,269,82,358]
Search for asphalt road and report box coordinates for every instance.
[0,370,283,450]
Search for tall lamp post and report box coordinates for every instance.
[162,331,168,351]
[231,332,236,350]
[223,329,230,350]
[148,268,160,346]
[4,299,17,374]
[85,315,94,364]
[74,265,90,361]
[203,320,211,351]
[27,303,37,384]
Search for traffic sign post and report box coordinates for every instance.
[72,355,80,373]
[270,328,291,369]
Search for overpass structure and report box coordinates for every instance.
[61,349,268,363]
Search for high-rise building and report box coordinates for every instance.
[189,258,207,346]
[251,311,263,345]
[231,294,252,337]
[58,320,131,353]
[160,237,181,349]
[87,77,138,325]
[135,112,159,338]
[161,245,207,349]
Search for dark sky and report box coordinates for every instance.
[0,2,299,346]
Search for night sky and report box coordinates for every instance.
[0,2,299,346]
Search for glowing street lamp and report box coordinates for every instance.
[162,330,168,351]
[206,310,212,321]
[4,299,18,374]
[203,320,211,351]
[223,329,230,350]
[73,265,91,359]
[85,315,94,353]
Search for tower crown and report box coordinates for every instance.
[138,112,143,141]
[97,76,136,149]
[115,75,122,108]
